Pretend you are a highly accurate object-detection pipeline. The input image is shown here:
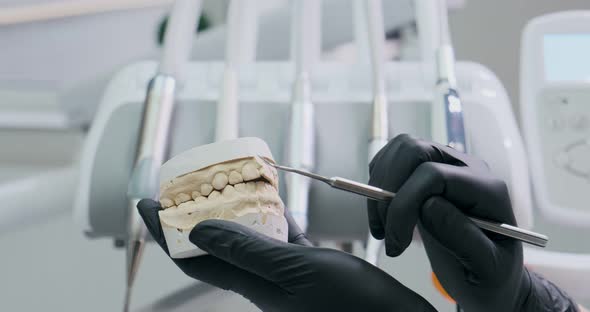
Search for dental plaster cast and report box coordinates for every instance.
[158,137,288,258]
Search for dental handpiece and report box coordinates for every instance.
[363,0,389,266]
[286,0,319,232]
[125,74,177,312]
[261,158,549,248]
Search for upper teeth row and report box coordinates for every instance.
[161,181,274,209]
[160,162,270,208]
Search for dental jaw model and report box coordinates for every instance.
[158,137,288,258]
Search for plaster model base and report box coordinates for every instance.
[158,137,288,259]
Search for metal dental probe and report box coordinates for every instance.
[260,157,549,248]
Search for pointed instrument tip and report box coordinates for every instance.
[125,238,146,312]
[258,155,274,166]
[123,286,131,312]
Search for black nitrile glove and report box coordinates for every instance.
[368,133,580,312]
[138,199,436,312]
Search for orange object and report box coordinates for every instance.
[431,272,455,303]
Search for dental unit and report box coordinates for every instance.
[285,0,320,232]
[124,0,203,310]
[361,0,391,266]
[69,1,590,310]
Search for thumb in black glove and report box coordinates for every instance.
[138,199,437,312]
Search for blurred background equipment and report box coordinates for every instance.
[0,0,589,311]
[520,11,590,301]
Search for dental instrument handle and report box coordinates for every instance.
[329,177,394,201]
[468,218,548,248]
[329,180,548,248]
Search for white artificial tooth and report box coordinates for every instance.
[191,191,201,200]
[160,198,174,208]
[194,196,207,203]
[242,162,261,181]
[245,181,257,192]
[200,183,213,196]
[209,190,221,200]
[255,181,266,192]
[177,201,197,210]
[212,172,229,190]
[228,171,243,184]
[222,185,237,196]
[259,166,270,180]
[174,193,191,205]
[234,183,246,192]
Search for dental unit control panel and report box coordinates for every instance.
[521,11,590,227]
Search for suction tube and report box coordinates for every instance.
[286,0,320,232]
[416,0,466,152]
[215,0,258,141]
[360,0,390,266]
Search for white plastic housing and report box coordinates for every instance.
[521,11,590,227]
[74,61,533,239]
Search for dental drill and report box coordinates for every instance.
[285,0,320,232]
[417,0,467,152]
[124,0,202,311]
[361,0,390,266]
[215,0,258,141]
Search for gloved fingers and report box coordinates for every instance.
[368,134,486,193]
[368,134,440,193]
[384,162,516,257]
[284,208,313,246]
[189,219,307,285]
[137,198,169,254]
[419,196,498,277]
[367,198,385,239]
[426,162,516,223]
[367,134,440,239]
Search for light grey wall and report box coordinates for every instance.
[449,0,590,117]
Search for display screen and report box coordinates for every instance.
[544,34,590,81]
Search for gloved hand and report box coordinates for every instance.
[138,199,436,312]
[367,134,580,312]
